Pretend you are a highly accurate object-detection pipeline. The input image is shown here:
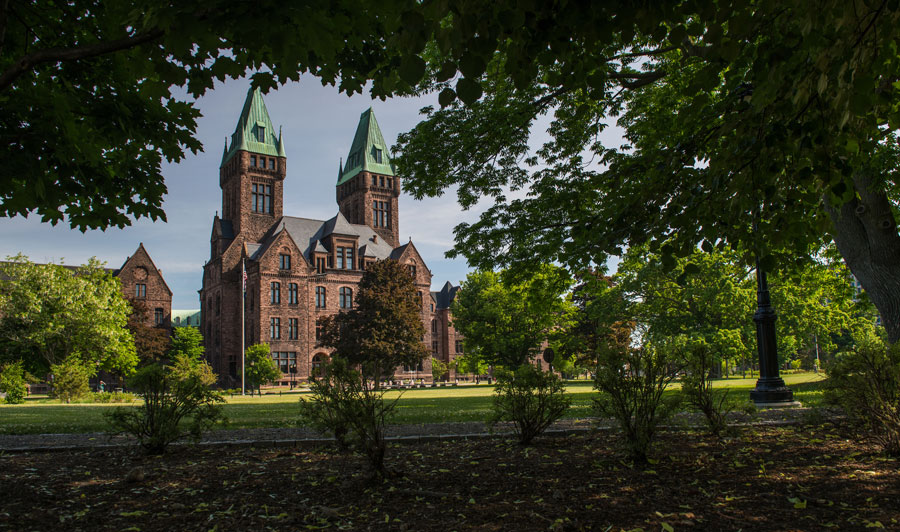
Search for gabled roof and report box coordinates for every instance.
[337,108,395,185]
[117,243,173,297]
[257,214,397,264]
[321,211,356,237]
[221,87,285,165]
[433,281,460,309]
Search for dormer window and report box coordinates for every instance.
[372,146,383,163]
[257,124,266,142]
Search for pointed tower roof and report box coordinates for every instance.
[337,108,395,185]
[222,87,282,166]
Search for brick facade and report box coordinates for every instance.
[115,243,172,331]
[200,91,448,387]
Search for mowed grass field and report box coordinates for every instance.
[0,372,826,435]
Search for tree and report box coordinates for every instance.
[317,259,428,384]
[169,326,205,362]
[311,260,427,476]
[387,2,900,343]
[0,0,425,230]
[245,343,280,395]
[451,265,574,369]
[0,256,137,377]
[50,355,93,403]
[0,361,28,404]
[126,297,170,365]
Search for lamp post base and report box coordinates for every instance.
[750,377,795,405]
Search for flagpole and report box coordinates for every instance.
[241,257,246,396]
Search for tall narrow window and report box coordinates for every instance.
[288,318,298,340]
[250,155,257,167]
[346,247,354,270]
[339,287,353,309]
[373,200,388,227]
[372,176,377,187]
[154,308,164,326]
[280,254,291,270]
[316,257,326,273]
[316,286,326,308]
[135,284,146,298]
[251,184,272,213]
[270,317,281,339]
[337,247,345,269]
[257,125,266,142]
[431,319,437,333]
[408,264,416,277]
[455,340,463,353]
[373,147,383,163]
[288,283,298,305]
[269,158,276,170]
[271,282,280,304]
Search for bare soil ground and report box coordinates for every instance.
[1,421,897,531]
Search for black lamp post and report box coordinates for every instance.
[749,259,795,405]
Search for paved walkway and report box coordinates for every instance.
[0,407,823,453]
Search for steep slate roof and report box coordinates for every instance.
[337,108,395,185]
[433,281,460,309]
[257,213,395,264]
[222,87,285,165]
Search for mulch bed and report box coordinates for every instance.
[1,421,897,531]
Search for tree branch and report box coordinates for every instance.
[0,27,164,92]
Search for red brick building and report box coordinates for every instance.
[200,88,467,386]
[115,243,172,330]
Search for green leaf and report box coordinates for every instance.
[439,88,457,108]
[661,522,675,532]
[459,53,487,79]
[399,55,426,85]
[456,78,483,104]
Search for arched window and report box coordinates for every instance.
[340,287,353,309]
[311,353,327,377]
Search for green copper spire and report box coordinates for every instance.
[337,108,395,185]
[222,87,281,166]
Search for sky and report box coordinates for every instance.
[1,78,484,309]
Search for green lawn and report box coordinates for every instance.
[0,372,827,435]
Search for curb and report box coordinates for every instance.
[0,418,813,454]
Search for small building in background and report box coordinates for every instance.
[172,309,202,328]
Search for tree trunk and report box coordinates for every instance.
[824,174,900,344]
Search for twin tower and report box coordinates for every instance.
[199,88,438,385]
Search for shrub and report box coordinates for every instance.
[489,364,572,444]
[299,357,399,476]
[0,361,28,404]
[105,355,224,454]
[431,358,450,382]
[593,328,681,462]
[825,329,900,456]
[90,391,136,403]
[678,338,733,437]
[50,356,93,403]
